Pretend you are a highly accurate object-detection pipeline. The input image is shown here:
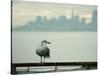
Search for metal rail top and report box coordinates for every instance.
[12,62,97,67]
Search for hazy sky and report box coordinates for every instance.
[12,1,97,27]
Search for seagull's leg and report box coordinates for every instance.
[43,57,45,63]
[40,56,42,63]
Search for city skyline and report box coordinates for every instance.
[13,10,97,31]
[12,1,97,28]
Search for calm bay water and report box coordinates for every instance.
[12,32,97,63]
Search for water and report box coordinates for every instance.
[12,31,97,63]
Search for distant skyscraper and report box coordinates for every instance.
[35,16,43,24]
[92,10,97,26]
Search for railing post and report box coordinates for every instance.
[54,63,57,71]
[11,65,16,74]
[27,66,30,72]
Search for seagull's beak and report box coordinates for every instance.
[47,42,51,44]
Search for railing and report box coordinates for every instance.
[11,62,97,74]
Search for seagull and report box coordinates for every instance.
[36,40,51,63]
